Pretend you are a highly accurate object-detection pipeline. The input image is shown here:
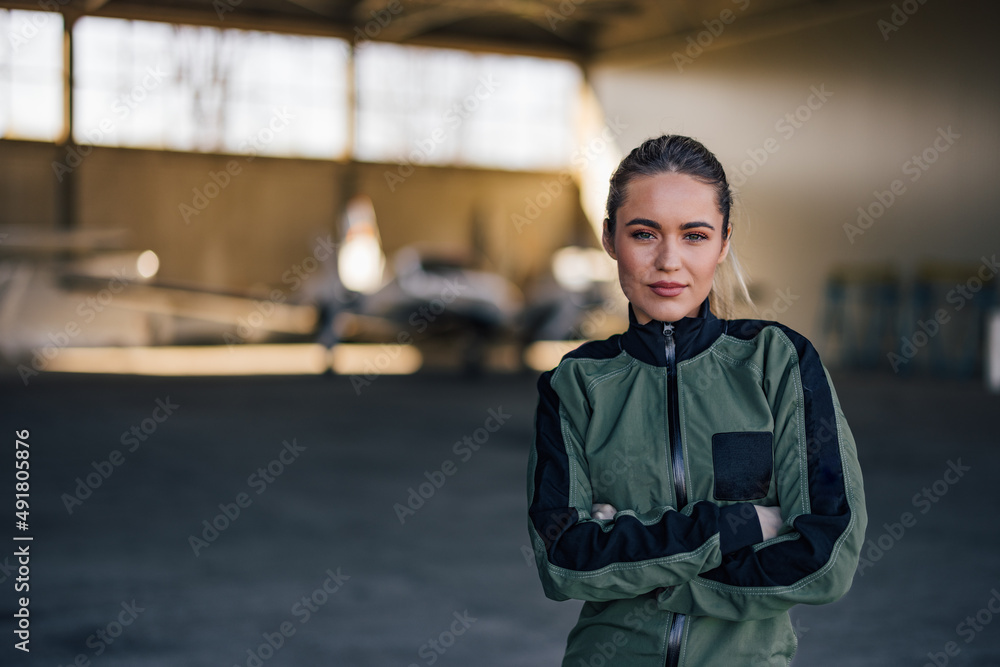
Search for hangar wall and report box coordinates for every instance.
[0,140,60,229]
[589,0,1000,341]
[0,140,588,294]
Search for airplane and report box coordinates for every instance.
[0,196,618,376]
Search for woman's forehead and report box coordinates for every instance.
[618,173,721,222]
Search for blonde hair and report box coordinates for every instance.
[708,225,754,320]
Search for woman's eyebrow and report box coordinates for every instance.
[624,219,716,231]
[624,218,661,229]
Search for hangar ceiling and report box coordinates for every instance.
[0,0,870,60]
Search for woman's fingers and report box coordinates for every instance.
[591,503,618,520]
[754,505,784,540]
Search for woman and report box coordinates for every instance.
[526,135,867,666]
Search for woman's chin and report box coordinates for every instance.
[634,301,699,323]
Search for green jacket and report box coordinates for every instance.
[526,298,867,666]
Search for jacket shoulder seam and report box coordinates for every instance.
[707,347,764,380]
[550,348,628,385]
[586,358,637,393]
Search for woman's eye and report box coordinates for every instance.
[684,232,708,242]
[631,230,655,240]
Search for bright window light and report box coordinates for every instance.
[355,43,582,170]
[0,9,64,141]
[8,13,585,170]
[73,17,350,158]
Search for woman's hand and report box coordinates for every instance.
[591,503,618,520]
[754,505,784,541]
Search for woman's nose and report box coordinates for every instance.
[655,240,682,271]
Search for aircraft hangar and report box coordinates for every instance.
[1,1,999,665]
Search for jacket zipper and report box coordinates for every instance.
[664,323,687,508]
[663,322,686,667]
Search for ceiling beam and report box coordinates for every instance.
[592,0,886,67]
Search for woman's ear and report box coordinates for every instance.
[602,220,617,260]
[717,225,731,265]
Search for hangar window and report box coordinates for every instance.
[73,17,350,158]
[355,43,581,170]
[0,9,64,142]
[21,14,581,169]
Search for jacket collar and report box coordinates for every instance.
[620,297,725,366]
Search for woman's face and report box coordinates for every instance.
[603,172,730,324]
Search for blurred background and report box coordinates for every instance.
[1,0,998,665]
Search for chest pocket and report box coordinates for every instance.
[712,431,773,501]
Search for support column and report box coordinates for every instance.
[55,10,77,230]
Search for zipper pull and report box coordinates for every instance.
[662,322,676,371]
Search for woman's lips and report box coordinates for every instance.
[650,283,686,297]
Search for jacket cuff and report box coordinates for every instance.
[718,503,763,554]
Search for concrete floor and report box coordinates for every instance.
[1,368,998,666]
